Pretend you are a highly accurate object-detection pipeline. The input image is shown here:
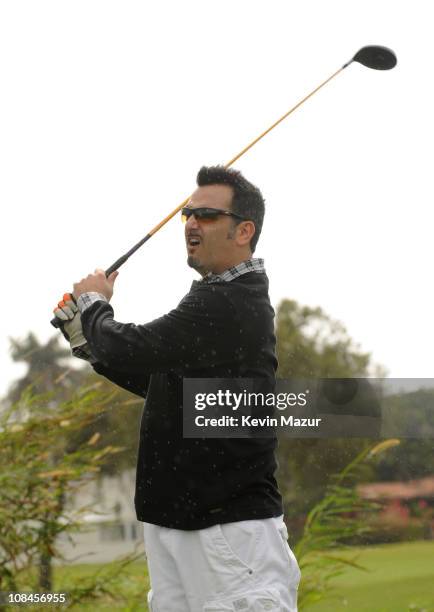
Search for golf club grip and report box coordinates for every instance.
[50,256,128,329]
[105,254,129,277]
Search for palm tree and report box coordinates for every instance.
[7,332,82,404]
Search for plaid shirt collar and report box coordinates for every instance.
[199,258,265,284]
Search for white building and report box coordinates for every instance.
[57,469,145,564]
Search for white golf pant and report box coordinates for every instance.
[143,515,300,611]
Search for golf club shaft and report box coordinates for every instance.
[112,66,345,271]
[225,66,345,167]
[51,65,346,329]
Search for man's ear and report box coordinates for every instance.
[236,220,256,247]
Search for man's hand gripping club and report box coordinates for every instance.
[52,269,119,361]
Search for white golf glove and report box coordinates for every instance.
[53,293,94,362]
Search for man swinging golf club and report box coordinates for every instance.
[53,166,301,611]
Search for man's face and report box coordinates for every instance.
[184,184,239,276]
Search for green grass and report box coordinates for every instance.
[303,540,434,612]
[43,540,434,611]
[52,561,149,610]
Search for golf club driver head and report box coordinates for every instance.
[345,45,397,70]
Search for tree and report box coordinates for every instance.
[5,333,142,474]
[4,333,142,591]
[0,386,145,608]
[7,333,81,405]
[375,388,434,481]
[4,334,88,590]
[275,299,373,379]
[274,299,381,534]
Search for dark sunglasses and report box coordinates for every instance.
[181,207,247,223]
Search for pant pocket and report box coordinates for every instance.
[277,525,301,588]
[210,521,264,572]
[203,587,281,611]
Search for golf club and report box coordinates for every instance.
[51,44,397,329]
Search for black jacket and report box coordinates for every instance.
[81,272,283,529]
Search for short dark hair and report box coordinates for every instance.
[196,166,265,253]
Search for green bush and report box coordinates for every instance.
[0,386,146,610]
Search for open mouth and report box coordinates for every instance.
[187,236,201,248]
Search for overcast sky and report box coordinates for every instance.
[1,0,433,397]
